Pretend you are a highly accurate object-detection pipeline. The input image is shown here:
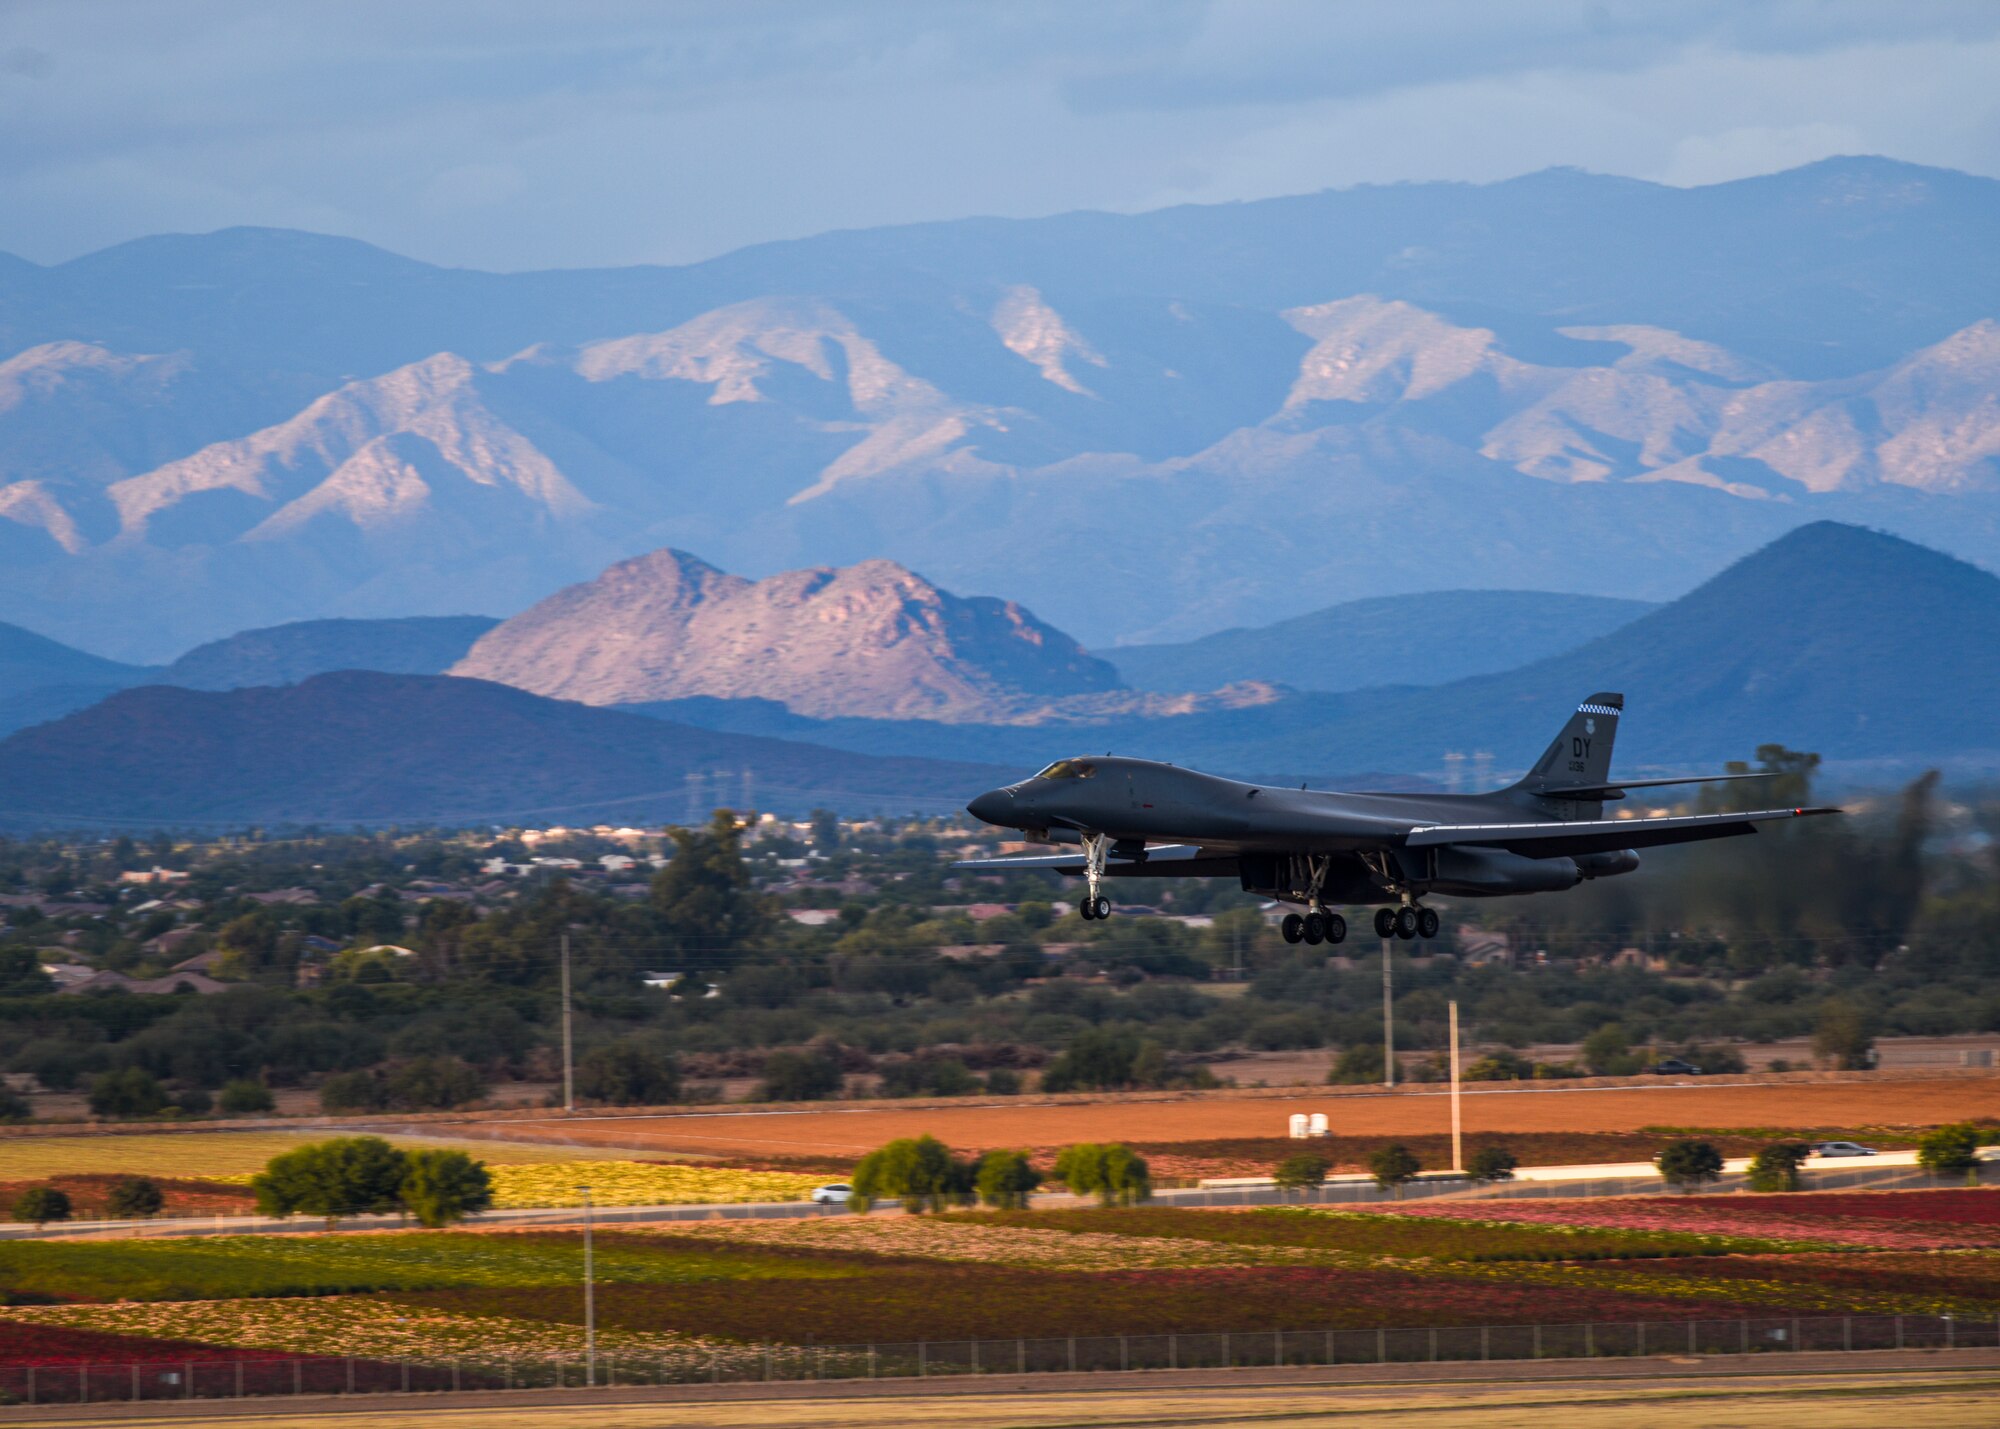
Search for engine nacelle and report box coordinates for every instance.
[1427,844,1582,896]
[1574,849,1641,880]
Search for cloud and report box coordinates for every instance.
[0,0,1995,270]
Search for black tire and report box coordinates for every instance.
[1325,913,1347,944]
[1303,912,1325,945]
[1417,907,1440,939]
[1094,896,1112,920]
[1280,913,1304,944]
[1395,906,1420,940]
[1373,907,1398,939]
[1079,898,1096,921]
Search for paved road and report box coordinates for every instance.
[9,1349,2000,1425]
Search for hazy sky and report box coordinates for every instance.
[3,1,1998,271]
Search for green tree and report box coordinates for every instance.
[87,1067,167,1119]
[652,811,775,952]
[1328,1043,1385,1085]
[983,1068,1022,1096]
[1916,1123,1982,1182]
[0,1083,31,1123]
[319,1069,386,1113]
[1040,1029,1145,1092]
[1273,1151,1329,1192]
[219,1079,276,1115]
[1655,1139,1725,1192]
[1580,1024,1639,1076]
[106,1176,165,1218]
[1368,1143,1421,1196]
[850,1134,974,1214]
[1746,1142,1812,1193]
[1053,1142,1152,1206]
[382,1056,486,1111]
[251,1136,409,1228]
[1813,1000,1874,1070]
[973,1149,1042,1209]
[1466,1146,1519,1183]
[757,1050,845,1102]
[576,1039,681,1106]
[400,1149,494,1228]
[12,1185,70,1225]
[0,947,53,997]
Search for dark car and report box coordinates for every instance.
[1649,1057,1702,1075]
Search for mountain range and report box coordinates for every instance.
[6,158,2000,661]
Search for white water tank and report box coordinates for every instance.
[1288,1113,1309,1139]
[1309,1112,1330,1137]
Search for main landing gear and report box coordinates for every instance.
[1372,904,1441,940]
[1077,832,1113,921]
[1280,910,1347,946]
[1280,855,1347,945]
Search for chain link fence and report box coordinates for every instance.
[6,1312,1997,1406]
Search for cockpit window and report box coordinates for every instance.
[1034,759,1097,780]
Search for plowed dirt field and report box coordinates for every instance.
[460,1077,1998,1159]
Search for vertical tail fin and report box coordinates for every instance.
[1515,692,1622,797]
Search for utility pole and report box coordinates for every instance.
[578,1184,596,1385]
[1382,935,1395,1089]
[561,932,575,1115]
[1449,1000,1463,1174]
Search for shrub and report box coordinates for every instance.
[319,1069,386,1113]
[1813,1000,1874,1070]
[878,1056,980,1099]
[174,1088,213,1116]
[1746,1142,1812,1193]
[1581,1024,1641,1077]
[576,1039,681,1107]
[1327,1043,1385,1084]
[1467,1146,1519,1183]
[0,1082,31,1122]
[850,1135,974,1213]
[757,1050,845,1102]
[1054,1142,1151,1206]
[251,1136,409,1227]
[1656,1139,1725,1192]
[983,1067,1022,1096]
[1041,1030,1146,1092]
[974,1149,1042,1209]
[87,1067,167,1119]
[1917,1123,1982,1181]
[106,1175,165,1218]
[1463,1050,1533,1082]
[12,1185,70,1225]
[400,1149,494,1227]
[383,1056,485,1111]
[1273,1152,1329,1191]
[219,1079,276,1115]
[1368,1143,1421,1196]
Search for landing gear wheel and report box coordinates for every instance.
[1324,913,1347,945]
[1373,907,1398,939]
[1395,906,1420,940]
[1303,912,1326,945]
[1092,896,1112,920]
[1280,913,1304,944]
[1417,907,1440,940]
[1079,898,1097,921]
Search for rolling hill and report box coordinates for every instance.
[0,672,1007,828]
[1105,591,1654,694]
[159,616,500,690]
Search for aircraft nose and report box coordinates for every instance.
[966,787,1015,826]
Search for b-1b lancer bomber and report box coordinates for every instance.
[958,693,1838,945]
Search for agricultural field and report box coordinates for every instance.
[0,1133,820,1216]
[460,1078,2000,1161]
[3,1190,1999,1369]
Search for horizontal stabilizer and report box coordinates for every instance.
[1541,771,1777,800]
[1406,805,1841,857]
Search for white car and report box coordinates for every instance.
[810,1183,854,1205]
[1811,1141,1878,1158]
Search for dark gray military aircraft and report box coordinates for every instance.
[956,693,1838,945]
